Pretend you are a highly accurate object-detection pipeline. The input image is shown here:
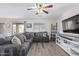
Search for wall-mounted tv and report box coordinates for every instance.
[62,14,79,34]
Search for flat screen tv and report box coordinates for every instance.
[62,14,79,34]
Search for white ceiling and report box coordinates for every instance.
[0,3,79,20]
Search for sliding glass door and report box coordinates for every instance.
[12,23,24,35]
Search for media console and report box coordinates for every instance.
[56,33,79,56]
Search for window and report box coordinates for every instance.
[33,23,45,32]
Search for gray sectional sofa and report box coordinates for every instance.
[0,32,33,56]
[0,32,49,56]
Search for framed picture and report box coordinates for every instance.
[27,23,32,28]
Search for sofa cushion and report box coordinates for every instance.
[21,42,30,47]
[11,36,21,46]
[23,32,31,39]
[18,42,31,56]
[15,34,26,43]
[0,38,10,45]
[5,36,14,44]
[0,44,20,56]
[21,34,28,42]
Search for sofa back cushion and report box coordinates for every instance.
[5,36,14,40]
[0,38,10,45]
[23,32,31,39]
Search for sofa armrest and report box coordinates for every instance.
[18,42,31,56]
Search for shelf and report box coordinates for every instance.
[70,49,79,56]
[61,36,79,46]
[69,53,77,56]
[70,41,79,46]
[57,43,71,55]
[71,47,79,53]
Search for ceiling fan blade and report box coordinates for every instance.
[27,8,33,10]
[44,5,53,8]
[36,3,39,8]
[27,7,36,10]
[36,3,43,8]
[42,10,48,14]
[36,12,38,15]
[39,3,43,7]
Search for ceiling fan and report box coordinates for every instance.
[27,3,53,15]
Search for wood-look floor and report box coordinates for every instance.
[27,42,69,56]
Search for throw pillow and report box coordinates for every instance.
[15,34,26,43]
[15,34,23,43]
[11,36,21,45]
[43,33,46,37]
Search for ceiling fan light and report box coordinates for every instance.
[27,3,53,15]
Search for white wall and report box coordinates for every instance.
[0,20,12,37]
[25,19,50,32]
[0,18,57,37]
[3,22,12,36]
[24,19,57,36]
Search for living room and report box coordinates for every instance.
[1,1,79,57]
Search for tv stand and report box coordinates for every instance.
[56,33,79,56]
